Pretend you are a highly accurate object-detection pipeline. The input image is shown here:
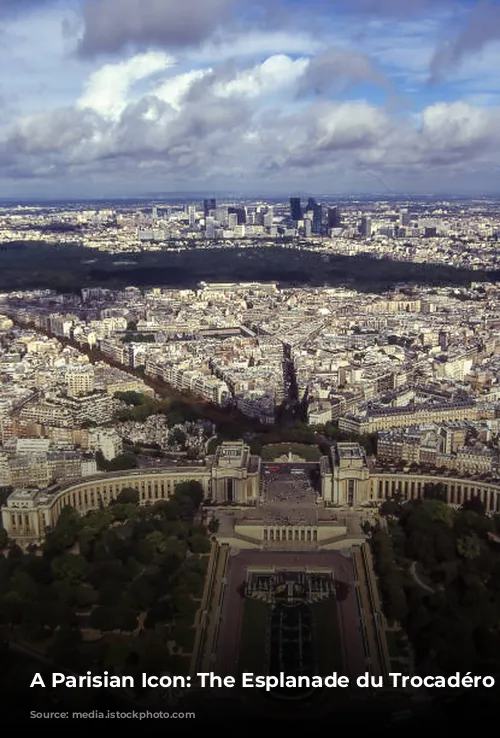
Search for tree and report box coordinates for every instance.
[0,527,8,550]
[49,626,82,667]
[106,453,138,472]
[422,499,453,527]
[183,572,205,597]
[97,580,124,607]
[380,499,400,517]
[171,624,195,652]
[457,533,481,560]
[10,571,38,601]
[462,496,486,516]
[74,585,98,609]
[116,607,138,632]
[95,450,107,471]
[208,517,220,534]
[114,488,140,506]
[384,584,408,624]
[174,481,204,510]
[188,534,211,554]
[146,531,176,556]
[174,495,195,522]
[173,590,198,618]
[89,606,120,631]
[44,506,82,553]
[114,390,143,406]
[145,599,174,629]
[126,577,157,611]
[51,554,88,583]
[169,428,187,447]
[104,641,135,673]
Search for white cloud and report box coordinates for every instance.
[419,101,500,152]
[154,69,211,111]
[3,1,500,194]
[77,51,175,119]
[214,55,309,98]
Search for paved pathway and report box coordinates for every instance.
[409,561,434,593]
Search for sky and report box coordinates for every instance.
[1,0,500,197]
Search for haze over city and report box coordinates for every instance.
[2,0,500,197]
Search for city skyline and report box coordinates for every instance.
[2,0,500,197]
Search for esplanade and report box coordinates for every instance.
[3,440,500,545]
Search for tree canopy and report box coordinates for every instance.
[373,498,500,676]
[0,486,212,698]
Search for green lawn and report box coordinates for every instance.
[238,599,269,674]
[312,599,344,675]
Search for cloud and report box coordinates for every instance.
[416,101,500,163]
[154,69,211,111]
[3,43,500,194]
[214,55,309,98]
[4,107,103,161]
[429,1,500,82]
[77,51,175,119]
[0,0,54,14]
[4,92,500,186]
[78,0,234,56]
[297,47,388,97]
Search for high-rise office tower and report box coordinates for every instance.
[228,206,246,225]
[205,217,215,238]
[312,204,323,234]
[152,206,158,221]
[360,216,372,237]
[188,204,196,228]
[263,207,273,229]
[290,197,302,221]
[306,197,317,212]
[215,205,228,226]
[203,198,216,217]
[328,207,342,229]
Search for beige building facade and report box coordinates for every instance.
[1,441,261,544]
[3,440,500,545]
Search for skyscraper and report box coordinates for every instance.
[215,205,228,226]
[290,197,302,221]
[205,217,215,239]
[360,216,372,237]
[228,206,246,225]
[312,204,323,234]
[306,197,317,212]
[327,207,342,229]
[204,198,216,217]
